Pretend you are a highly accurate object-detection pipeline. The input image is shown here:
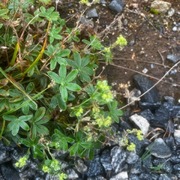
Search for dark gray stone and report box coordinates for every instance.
[129,175,139,180]
[158,174,172,180]
[170,155,180,164]
[167,54,180,63]
[0,149,11,164]
[146,138,172,158]
[152,105,170,128]
[130,159,142,174]
[86,8,98,18]
[139,173,152,180]
[140,109,155,122]
[133,74,161,110]
[100,149,112,172]
[110,146,127,173]
[108,0,125,13]
[153,158,172,173]
[142,155,152,170]
[126,152,139,165]
[87,156,104,177]
[0,162,20,180]
[173,164,180,172]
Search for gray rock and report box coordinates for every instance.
[130,159,142,174]
[142,155,152,170]
[108,0,125,13]
[173,164,180,172]
[75,159,87,173]
[151,0,171,13]
[170,155,180,164]
[87,156,104,177]
[86,8,98,18]
[100,149,112,171]
[110,171,128,180]
[129,175,139,180]
[87,176,106,180]
[129,114,150,135]
[110,146,127,173]
[174,130,180,146]
[133,74,161,110]
[66,169,79,179]
[0,162,20,180]
[167,54,180,63]
[152,105,170,128]
[146,138,172,158]
[140,109,155,121]
[139,173,152,180]
[126,152,139,165]
[158,174,172,180]
[153,159,172,173]
[0,149,11,164]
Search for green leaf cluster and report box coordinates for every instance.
[0,0,126,175]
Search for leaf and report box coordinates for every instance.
[73,52,81,67]
[7,120,19,136]
[20,121,30,131]
[81,56,90,67]
[108,101,123,123]
[59,49,71,57]
[66,83,81,92]
[19,115,33,122]
[34,107,46,122]
[0,9,9,20]
[3,115,17,121]
[26,82,35,93]
[60,86,68,102]
[36,124,49,135]
[66,69,78,83]
[39,6,59,22]
[48,71,60,84]
[59,65,67,81]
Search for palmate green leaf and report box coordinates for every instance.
[48,71,60,84]
[107,100,123,123]
[39,6,59,22]
[66,83,81,92]
[66,70,78,83]
[49,25,62,44]
[51,129,74,151]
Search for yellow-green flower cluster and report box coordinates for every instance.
[136,130,143,141]
[127,129,144,141]
[74,107,83,117]
[58,173,68,180]
[15,155,28,168]
[42,159,61,174]
[127,142,136,151]
[115,35,127,48]
[95,115,112,128]
[96,80,113,103]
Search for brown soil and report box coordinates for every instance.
[57,0,180,103]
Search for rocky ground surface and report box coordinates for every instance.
[0,0,180,179]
